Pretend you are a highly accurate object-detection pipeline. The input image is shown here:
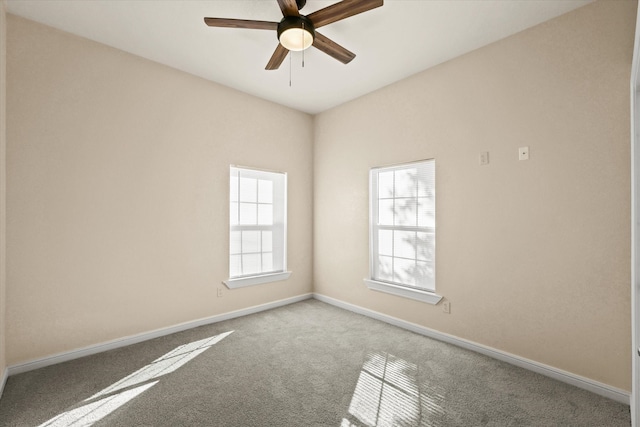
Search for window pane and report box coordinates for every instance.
[416,261,434,290]
[417,162,435,197]
[416,232,434,262]
[417,179,433,198]
[258,204,273,225]
[242,230,260,253]
[377,256,393,281]
[230,254,242,277]
[262,253,273,272]
[242,254,261,275]
[230,231,242,255]
[395,198,417,227]
[394,258,416,286]
[230,175,239,202]
[258,179,273,203]
[239,177,257,202]
[378,199,395,226]
[239,203,257,225]
[262,231,273,252]
[378,230,393,256]
[394,231,416,260]
[378,171,394,198]
[418,197,435,228]
[394,168,417,198]
[230,202,239,226]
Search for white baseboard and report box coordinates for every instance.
[0,366,7,400]
[313,293,631,405]
[5,292,630,406]
[8,293,313,376]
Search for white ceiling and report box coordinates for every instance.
[6,0,592,114]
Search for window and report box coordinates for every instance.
[365,160,441,304]
[223,166,290,289]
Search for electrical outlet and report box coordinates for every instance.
[217,288,223,298]
[443,301,451,314]
[479,151,489,166]
[519,146,529,161]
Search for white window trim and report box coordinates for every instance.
[224,271,292,289]
[226,166,289,289]
[364,279,442,305]
[366,159,439,304]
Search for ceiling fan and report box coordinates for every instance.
[204,0,383,70]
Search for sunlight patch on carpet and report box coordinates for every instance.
[345,351,446,426]
[37,331,234,427]
[38,381,158,427]
[87,331,234,401]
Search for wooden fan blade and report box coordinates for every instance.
[204,18,278,30]
[277,0,299,16]
[312,32,355,64]
[266,44,290,70]
[307,0,383,29]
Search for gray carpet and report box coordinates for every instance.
[0,299,631,426]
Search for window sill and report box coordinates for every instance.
[364,279,443,305]
[223,271,291,289]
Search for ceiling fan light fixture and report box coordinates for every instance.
[277,16,315,51]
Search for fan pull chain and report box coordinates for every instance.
[302,23,305,68]
[289,52,292,87]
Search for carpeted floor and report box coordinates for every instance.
[0,299,631,426]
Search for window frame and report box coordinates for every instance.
[364,159,442,305]
[223,166,291,289]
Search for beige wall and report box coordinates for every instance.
[1,0,7,381]
[6,15,313,365]
[314,0,635,391]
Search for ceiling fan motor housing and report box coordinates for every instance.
[277,15,315,50]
